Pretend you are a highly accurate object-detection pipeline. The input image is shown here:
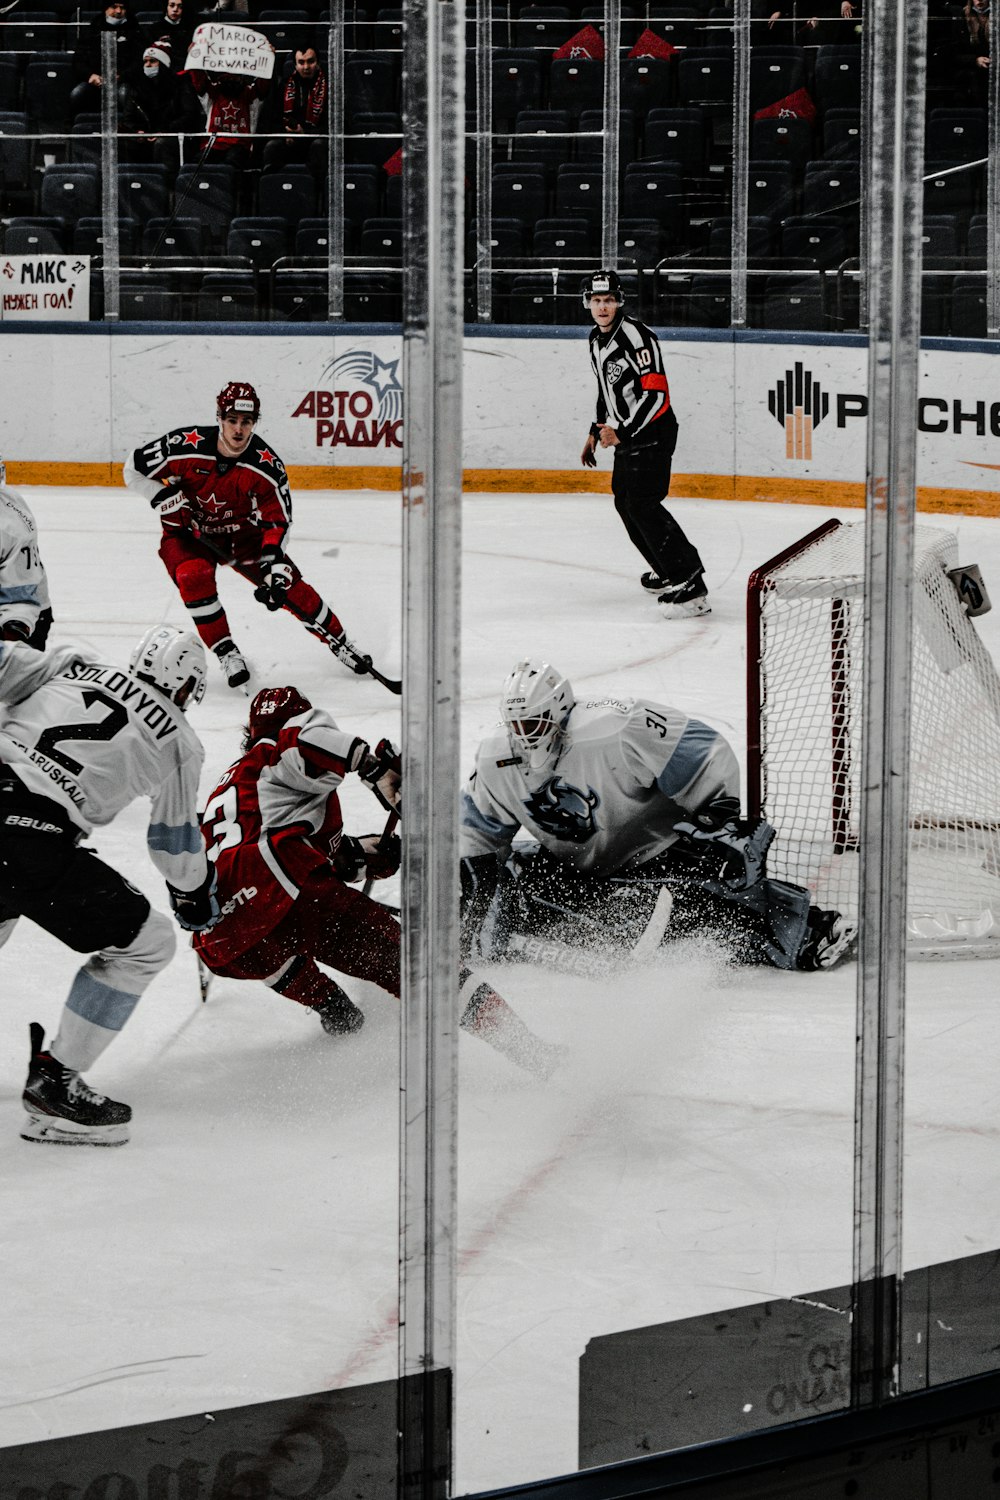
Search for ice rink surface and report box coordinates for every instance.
[1,486,999,1494]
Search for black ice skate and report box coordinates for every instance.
[657,573,711,620]
[21,1023,131,1147]
[798,910,858,971]
[640,571,668,594]
[316,983,365,1036]
[214,638,251,692]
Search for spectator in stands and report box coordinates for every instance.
[119,36,201,167]
[143,0,197,62]
[187,66,270,170]
[204,0,249,11]
[761,0,860,45]
[71,0,143,118]
[262,42,328,172]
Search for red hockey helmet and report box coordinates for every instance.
[217,380,261,423]
[246,685,312,745]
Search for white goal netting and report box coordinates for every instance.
[750,519,1000,957]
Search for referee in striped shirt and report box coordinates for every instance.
[580,270,709,619]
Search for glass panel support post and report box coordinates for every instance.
[852,0,926,1411]
[730,0,750,328]
[327,11,345,320]
[100,30,120,323]
[399,0,465,1492]
[475,0,493,322]
[988,22,1000,336]
[600,0,621,270]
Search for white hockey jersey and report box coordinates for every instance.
[0,486,51,638]
[461,694,740,874]
[0,642,209,894]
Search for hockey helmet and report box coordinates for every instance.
[581,268,624,308]
[217,380,261,423]
[500,659,575,772]
[130,625,207,710]
[246,685,312,745]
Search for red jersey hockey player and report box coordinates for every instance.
[123,382,373,692]
[194,685,564,1077]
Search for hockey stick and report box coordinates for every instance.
[362,809,399,898]
[197,956,212,1003]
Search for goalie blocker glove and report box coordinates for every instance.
[253,548,294,612]
[359,738,402,813]
[334,832,402,884]
[167,869,221,932]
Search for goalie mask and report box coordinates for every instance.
[130,625,206,710]
[500,659,574,773]
[245,684,312,747]
[216,380,261,423]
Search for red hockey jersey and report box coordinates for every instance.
[123,427,292,555]
[195,707,368,965]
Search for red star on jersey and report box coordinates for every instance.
[181,429,202,448]
[257,447,276,466]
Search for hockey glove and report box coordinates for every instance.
[151,477,191,527]
[253,549,294,612]
[459,853,501,958]
[333,832,402,884]
[167,869,221,932]
[0,619,31,643]
[359,738,402,814]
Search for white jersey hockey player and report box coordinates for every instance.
[0,454,53,649]
[460,659,856,972]
[0,625,219,1147]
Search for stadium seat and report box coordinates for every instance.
[554,164,603,226]
[515,5,572,51]
[257,167,318,224]
[0,59,22,111]
[707,215,774,258]
[256,9,311,49]
[685,273,730,328]
[677,50,733,108]
[505,273,563,325]
[780,215,852,268]
[617,217,664,268]
[751,116,814,174]
[359,215,405,262]
[492,52,544,123]
[760,275,826,331]
[950,276,986,338]
[532,218,591,261]
[923,160,981,218]
[512,109,573,175]
[39,163,99,224]
[8,11,61,52]
[119,277,178,321]
[3,216,66,253]
[747,161,796,226]
[141,217,207,257]
[342,271,402,323]
[749,47,806,113]
[73,216,138,255]
[227,217,289,268]
[575,108,637,165]
[642,109,708,174]
[24,54,74,129]
[468,217,530,259]
[196,272,258,322]
[814,46,861,114]
[0,112,31,190]
[920,215,961,261]
[966,213,986,263]
[925,108,987,163]
[801,161,859,220]
[822,108,860,158]
[118,163,171,221]
[548,59,605,121]
[174,164,238,247]
[621,57,675,118]
[492,166,548,227]
[345,112,403,171]
[343,54,399,116]
[622,162,683,224]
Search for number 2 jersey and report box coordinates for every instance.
[195,706,369,965]
[0,642,209,894]
[461,695,740,874]
[0,486,51,639]
[123,426,293,556]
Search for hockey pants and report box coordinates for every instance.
[0,770,176,1071]
[201,864,401,1002]
[158,530,344,653]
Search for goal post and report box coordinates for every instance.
[747,518,1000,959]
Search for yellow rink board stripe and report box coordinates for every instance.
[7,461,999,518]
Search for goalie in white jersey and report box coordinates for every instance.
[0,624,219,1147]
[0,454,53,650]
[460,659,855,972]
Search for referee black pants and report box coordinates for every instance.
[611,410,704,585]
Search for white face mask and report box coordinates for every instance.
[107,13,126,24]
[143,61,159,75]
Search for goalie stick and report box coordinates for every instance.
[505,884,674,979]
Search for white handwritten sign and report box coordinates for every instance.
[185,23,276,80]
[0,255,90,321]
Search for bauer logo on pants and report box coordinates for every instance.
[291,349,404,449]
[768,362,830,461]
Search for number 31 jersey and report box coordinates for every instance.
[0,641,208,893]
[461,695,740,874]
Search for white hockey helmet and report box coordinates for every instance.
[130,625,207,710]
[500,659,574,772]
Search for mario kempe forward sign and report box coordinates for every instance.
[1,254,90,321]
[184,23,276,79]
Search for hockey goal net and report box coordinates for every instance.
[747,518,1000,958]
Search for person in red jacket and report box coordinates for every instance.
[195,685,564,1078]
[124,381,373,692]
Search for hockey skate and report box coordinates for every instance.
[640,571,668,594]
[214,638,251,692]
[658,574,711,620]
[316,983,365,1035]
[799,910,858,971]
[21,1023,131,1147]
